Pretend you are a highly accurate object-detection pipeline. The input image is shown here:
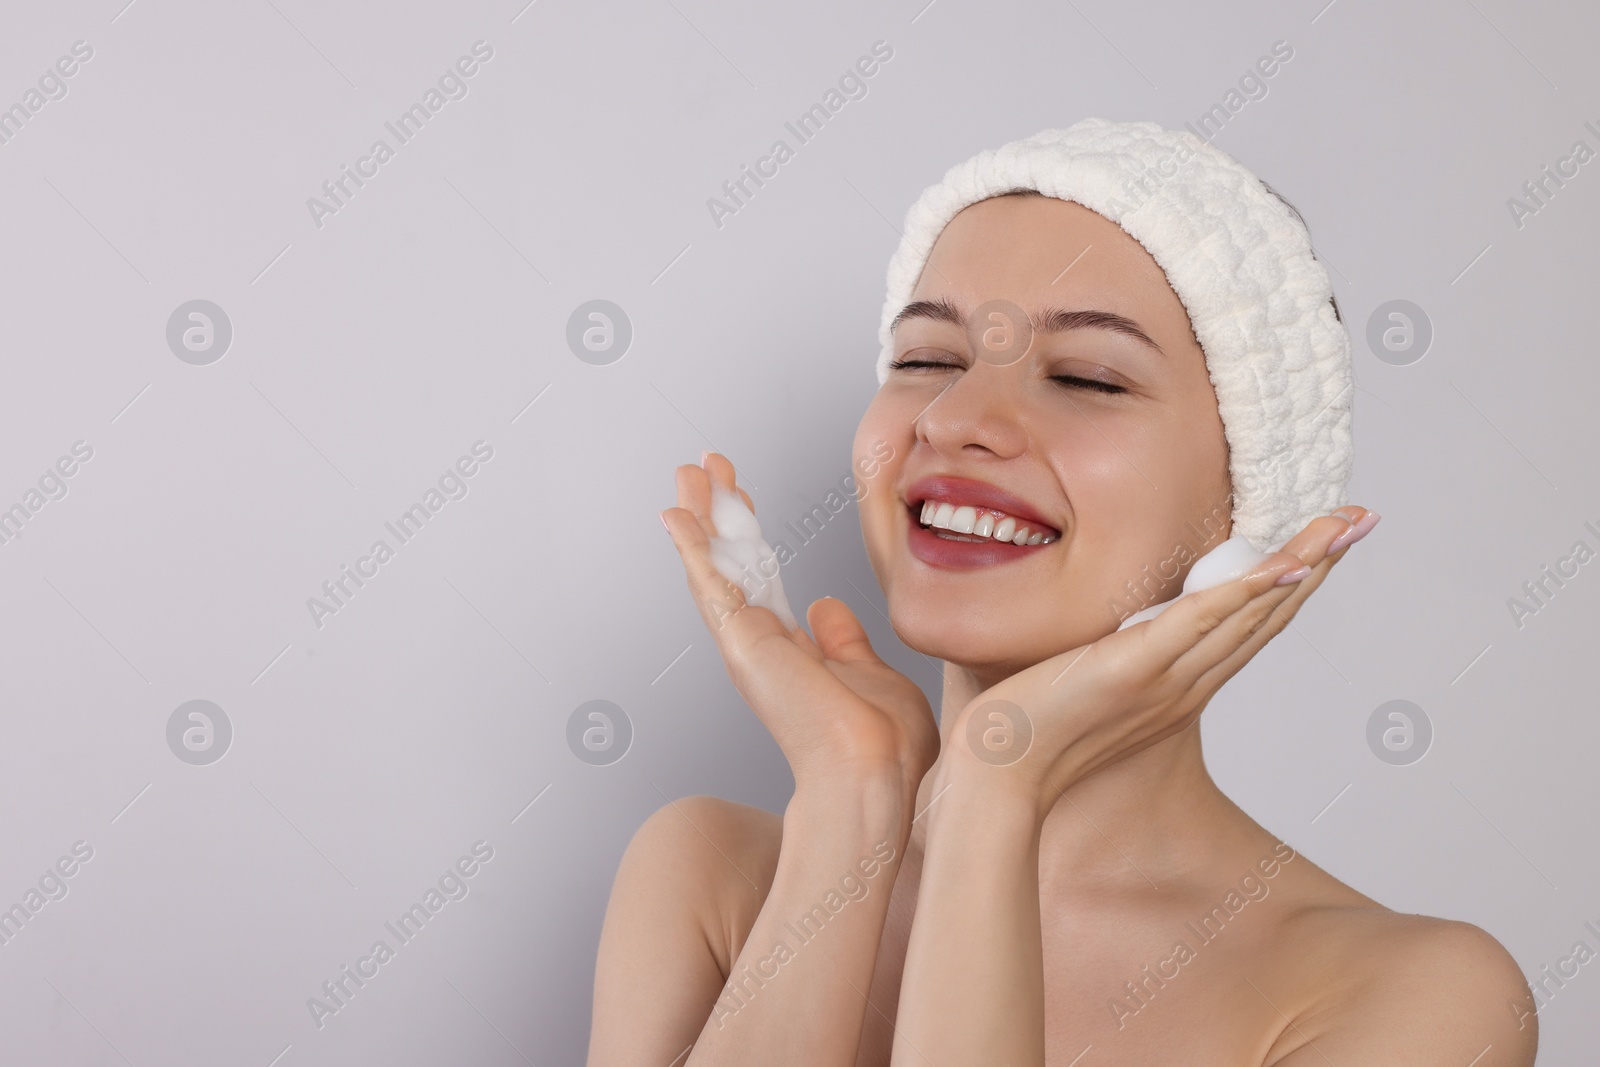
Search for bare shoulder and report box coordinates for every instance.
[625,795,784,964]
[588,797,786,1062]
[1263,854,1536,1066]
[628,794,783,885]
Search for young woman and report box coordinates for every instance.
[588,121,1537,1066]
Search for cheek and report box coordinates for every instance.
[1062,402,1228,511]
[851,410,890,497]
[1155,406,1233,530]
[1040,415,1146,503]
[852,391,894,452]
[1045,412,1226,592]
[853,391,921,470]
[852,398,910,545]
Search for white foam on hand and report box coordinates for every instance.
[1115,534,1285,632]
[705,482,801,632]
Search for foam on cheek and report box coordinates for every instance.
[706,483,800,631]
[1115,534,1280,632]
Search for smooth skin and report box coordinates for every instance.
[588,195,1538,1066]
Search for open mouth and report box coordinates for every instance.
[903,498,1061,569]
[909,498,1060,546]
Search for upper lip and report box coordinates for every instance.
[903,475,1062,536]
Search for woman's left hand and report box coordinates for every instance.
[943,505,1378,813]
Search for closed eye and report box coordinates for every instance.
[1050,375,1126,395]
[887,358,1127,395]
[888,357,956,373]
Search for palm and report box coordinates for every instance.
[950,507,1370,799]
[663,453,939,785]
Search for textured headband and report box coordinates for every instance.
[874,117,1353,551]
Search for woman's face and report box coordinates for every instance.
[853,193,1234,679]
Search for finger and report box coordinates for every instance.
[694,452,758,525]
[786,615,826,662]
[807,596,886,666]
[1206,506,1371,668]
[1189,550,1340,697]
[1171,510,1361,681]
[664,470,809,682]
[1128,549,1307,666]
[701,451,742,502]
[660,504,751,635]
[1131,509,1358,670]
[1276,505,1366,563]
[693,454,785,638]
[663,504,799,661]
[675,462,714,532]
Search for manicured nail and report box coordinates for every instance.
[700,449,711,465]
[659,509,671,531]
[1329,510,1381,553]
[1275,564,1312,586]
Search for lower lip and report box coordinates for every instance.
[905,506,1057,569]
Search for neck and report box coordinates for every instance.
[907,660,1248,890]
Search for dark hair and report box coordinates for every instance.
[993,185,1342,324]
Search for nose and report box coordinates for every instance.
[913,360,1030,461]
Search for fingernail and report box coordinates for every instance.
[659,509,671,531]
[1329,510,1381,553]
[1275,564,1312,586]
[700,449,710,465]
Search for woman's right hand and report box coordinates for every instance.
[661,452,939,793]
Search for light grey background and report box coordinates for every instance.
[0,0,1595,1063]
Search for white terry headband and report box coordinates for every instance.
[874,117,1354,552]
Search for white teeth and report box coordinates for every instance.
[916,500,1057,545]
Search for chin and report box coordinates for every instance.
[888,597,1115,675]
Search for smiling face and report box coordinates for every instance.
[852,193,1235,681]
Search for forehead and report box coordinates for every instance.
[908,194,1194,345]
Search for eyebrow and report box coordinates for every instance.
[889,297,1166,357]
